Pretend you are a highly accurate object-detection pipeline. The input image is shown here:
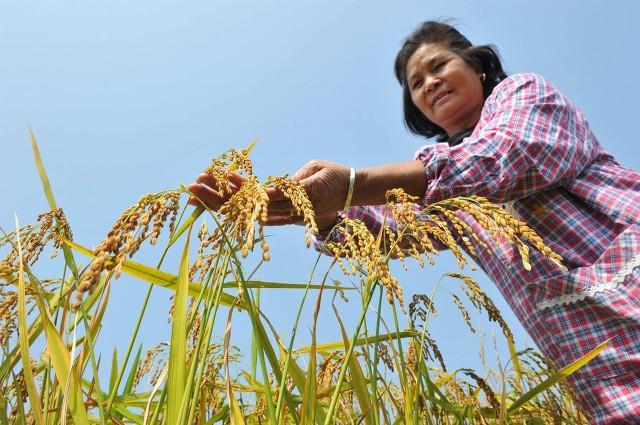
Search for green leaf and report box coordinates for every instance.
[0,273,104,386]
[109,347,119,395]
[507,338,611,415]
[64,239,241,308]
[29,128,79,277]
[114,406,145,424]
[33,283,90,424]
[417,363,462,416]
[223,280,352,290]
[507,336,523,394]
[78,311,107,424]
[123,344,143,395]
[300,274,325,425]
[294,331,418,354]
[209,404,230,423]
[333,304,372,425]
[434,370,458,388]
[222,298,247,425]
[228,392,246,425]
[14,215,45,425]
[166,226,192,425]
[300,332,318,425]
[169,205,205,246]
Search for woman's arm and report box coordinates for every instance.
[264,159,426,227]
[352,160,427,206]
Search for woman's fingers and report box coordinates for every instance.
[291,160,325,181]
[263,215,304,226]
[187,182,226,209]
[188,171,249,209]
[195,172,216,186]
[267,199,294,215]
[264,186,287,202]
[227,172,247,188]
[195,172,247,190]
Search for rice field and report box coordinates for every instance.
[0,134,606,424]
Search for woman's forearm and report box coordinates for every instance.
[352,159,427,206]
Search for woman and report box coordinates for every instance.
[189,21,640,422]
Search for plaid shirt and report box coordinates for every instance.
[316,73,640,423]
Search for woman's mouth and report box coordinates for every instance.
[432,90,453,106]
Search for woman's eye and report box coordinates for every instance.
[434,61,446,71]
[412,80,422,90]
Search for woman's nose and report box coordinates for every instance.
[424,76,441,93]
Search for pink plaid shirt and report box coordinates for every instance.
[316,73,640,423]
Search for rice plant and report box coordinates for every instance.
[0,133,605,424]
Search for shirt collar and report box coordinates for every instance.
[445,127,474,147]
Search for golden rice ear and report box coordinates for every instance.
[448,272,514,341]
[192,161,322,271]
[217,175,270,259]
[386,190,564,271]
[0,209,72,274]
[75,191,181,307]
[266,176,318,246]
[327,217,405,308]
[203,147,255,197]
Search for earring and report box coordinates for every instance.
[480,73,486,82]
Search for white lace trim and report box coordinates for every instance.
[537,252,640,311]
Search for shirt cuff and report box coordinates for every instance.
[313,210,347,243]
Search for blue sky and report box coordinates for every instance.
[2,1,639,378]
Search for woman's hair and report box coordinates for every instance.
[394,21,507,142]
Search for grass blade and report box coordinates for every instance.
[123,344,143,395]
[507,336,523,394]
[223,301,246,425]
[507,338,611,415]
[169,205,204,246]
[223,280,351,290]
[109,347,118,395]
[32,285,89,424]
[323,282,377,425]
[14,215,45,425]
[300,268,327,425]
[332,303,372,425]
[166,225,192,425]
[29,128,78,277]
[434,370,458,388]
[300,334,318,425]
[143,362,168,424]
[64,239,241,307]
[78,309,107,424]
[294,331,418,354]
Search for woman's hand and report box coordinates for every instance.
[265,160,351,230]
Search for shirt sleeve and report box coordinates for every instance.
[415,73,602,204]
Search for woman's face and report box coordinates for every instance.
[406,43,485,136]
